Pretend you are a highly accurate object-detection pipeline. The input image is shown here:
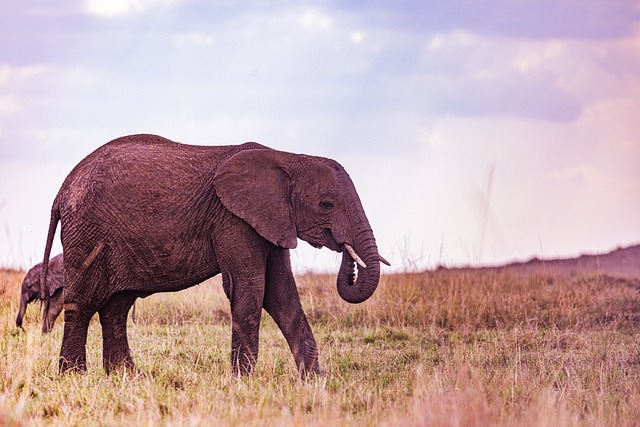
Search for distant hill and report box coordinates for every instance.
[440,244,640,279]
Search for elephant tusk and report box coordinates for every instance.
[344,244,367,269]
[378,254,391,267]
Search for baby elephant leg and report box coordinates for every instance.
[42,289,64,333]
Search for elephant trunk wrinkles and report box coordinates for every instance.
[336,227,381,304]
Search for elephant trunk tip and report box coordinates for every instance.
[336,250,381,304]
[16,298,27,329]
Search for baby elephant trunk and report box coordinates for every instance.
[16,295,28,328]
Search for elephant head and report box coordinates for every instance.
[16,264,41,329]
[16,253,65,332]
[214,149,389,304]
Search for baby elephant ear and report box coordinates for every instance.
[47,255,65,294]
[213,149,298,249]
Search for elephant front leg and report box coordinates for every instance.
[98,292,137,374]
[264,249,322,378]
[225,273,265,375]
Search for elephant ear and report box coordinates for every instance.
[213,149,298,249]
[47,255,65,294]
[47,268,65,294]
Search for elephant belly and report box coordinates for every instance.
[116,239,220,293]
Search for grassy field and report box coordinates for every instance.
[1,267,640,426]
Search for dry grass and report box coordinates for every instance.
[1,268,640,425]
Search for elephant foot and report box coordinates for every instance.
[233,365,253,376]
[232,359,255,376]
[231,348,258,376]
[98,292,138,375]
[59,355,87,374]
[299,360,325,380]
[103,345,135,374]
[104,356,136,375]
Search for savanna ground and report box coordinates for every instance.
[1,266,640,426]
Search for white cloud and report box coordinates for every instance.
[0,65,48,85]
[173,32,215,47]
[427,30,477,50]
[415,23,640,122]
[84,0,177,17]
[510,40,564,73]
[85,0,143,17]
[0,65,49,116]
[350,30,364,45]
[299,9,332,29]
[0,97,19,114]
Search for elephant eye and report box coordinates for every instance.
[319,200,334,210]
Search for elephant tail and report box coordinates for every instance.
[40,199,60,329]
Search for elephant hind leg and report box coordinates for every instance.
[98,292,137,374]
[59,306,93,373]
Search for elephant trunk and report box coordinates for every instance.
[336,228,382,304]
[16,295,27,328]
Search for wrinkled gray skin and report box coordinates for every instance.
[16,254,137,332]
[40,134,387,376]
[16,254,64,333]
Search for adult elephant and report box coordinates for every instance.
[40,134,388,376]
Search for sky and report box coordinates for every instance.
[1,0,639,272]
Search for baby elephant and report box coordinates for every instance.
[16,254,64,333]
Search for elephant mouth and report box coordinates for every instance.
[302,236,324,250]
[300,229,390,268]
[300,228,342,252]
